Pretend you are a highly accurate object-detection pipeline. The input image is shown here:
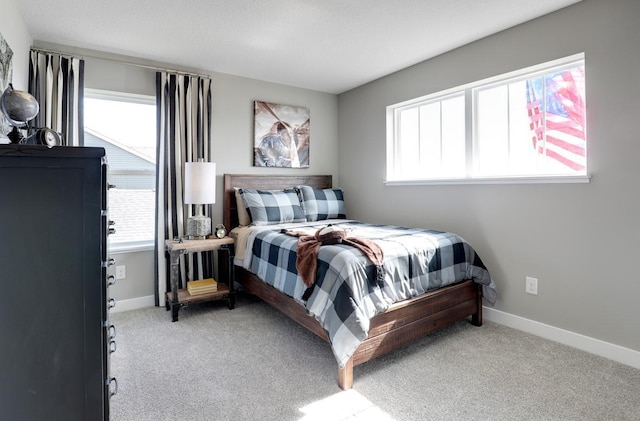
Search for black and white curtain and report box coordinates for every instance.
[155,72,213,307]
[28,50,84,146]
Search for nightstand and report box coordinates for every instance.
[165,236,235,322]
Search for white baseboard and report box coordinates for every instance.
[111,295,155,313]
[483,307,640,370]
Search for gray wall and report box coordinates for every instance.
[27,42,339,304]
[337,0,640,353]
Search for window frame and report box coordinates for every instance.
[385,53,590,186]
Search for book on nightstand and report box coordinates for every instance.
[187,278,218,295]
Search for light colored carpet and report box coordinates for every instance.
[110,293,640,421]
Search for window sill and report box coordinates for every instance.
[384,175,591,186]
[109,241,155,254]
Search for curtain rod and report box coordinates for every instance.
[29,46,213,80]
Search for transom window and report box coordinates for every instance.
[386,53,587,184]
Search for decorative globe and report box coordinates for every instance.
[1,87,39,127]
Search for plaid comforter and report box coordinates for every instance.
[242,220,497,367]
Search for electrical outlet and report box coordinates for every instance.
[525,276,538,295]
[116,265,126,280]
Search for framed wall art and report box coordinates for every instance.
[0,32,14,139]
[253,100,309,168]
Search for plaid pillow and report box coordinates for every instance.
[295,185,346,222]
[239,188,306,226]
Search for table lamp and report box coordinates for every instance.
[184,160,216,239]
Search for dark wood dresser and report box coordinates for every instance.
[0,144,117,420]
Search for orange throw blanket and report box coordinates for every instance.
[284,226,385,288]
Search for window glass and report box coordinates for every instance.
[394,94,465,180]
[84,91,157,247]
[475,66,586,177]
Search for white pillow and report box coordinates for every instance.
[234,188,251,226]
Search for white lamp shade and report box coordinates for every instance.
[184,162,216,204]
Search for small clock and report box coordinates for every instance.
[214,224,227,239]
[23,127,61,147]
[41,128,60,147]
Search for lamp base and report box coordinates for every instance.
[187,214,211,240]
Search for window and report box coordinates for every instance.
[386,54,587,184]
[84,90,157,250]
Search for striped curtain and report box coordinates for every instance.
[155,72,213,307]
[28,50,84,146]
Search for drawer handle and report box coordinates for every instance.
[102,258,115,268]
[108,298,116,309]
[107,377,118,397]
[107,275,116,286]
[109,339,117,354]
[108,227,116,235]
[108,324,116,340]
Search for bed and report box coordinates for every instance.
[223,174,496,390]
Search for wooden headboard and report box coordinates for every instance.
[223,174,333,230]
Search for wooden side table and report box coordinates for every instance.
[165,236,235,322]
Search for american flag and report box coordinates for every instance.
[526,67,586,171]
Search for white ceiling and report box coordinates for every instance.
[16,0,582,94]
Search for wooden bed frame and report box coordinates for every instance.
[223,174,483,390]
